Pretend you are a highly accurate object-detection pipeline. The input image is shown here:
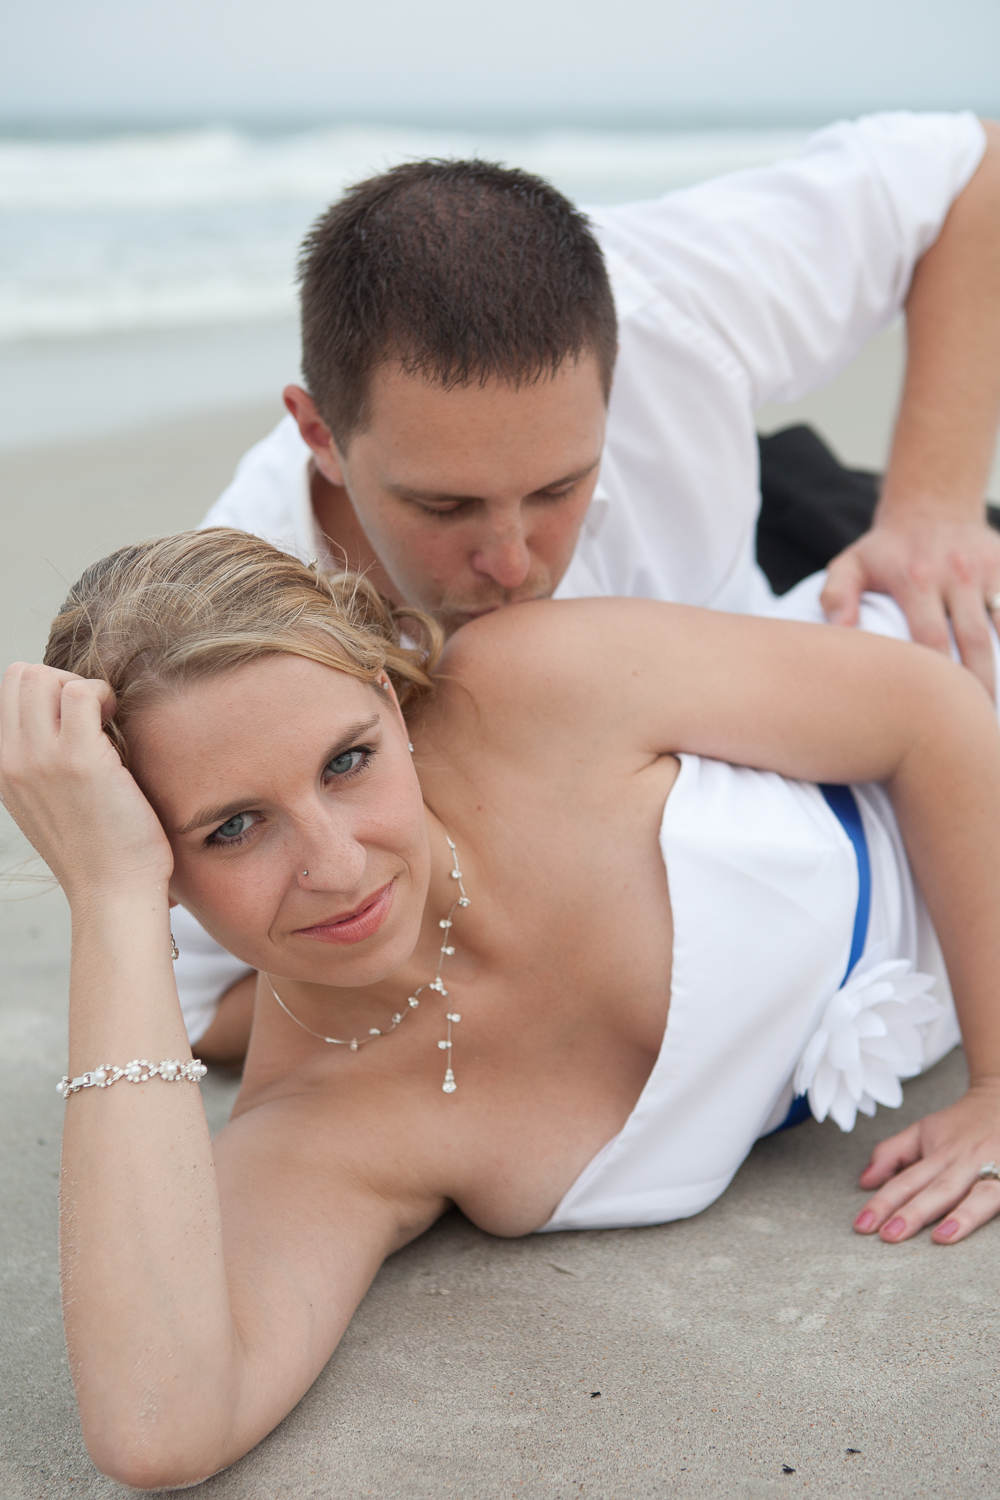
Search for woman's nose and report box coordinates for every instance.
[293,822,368,892]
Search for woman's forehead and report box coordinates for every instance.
[133,656,378,770]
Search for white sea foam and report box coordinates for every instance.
[0,123,809,342]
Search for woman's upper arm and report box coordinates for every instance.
[445,597,972,789]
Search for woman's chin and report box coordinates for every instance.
[217,926,420,991]
[170,889,424,991]
[281,919,423,988]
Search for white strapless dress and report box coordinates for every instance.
[540,572,987,1234]
[539,753,960,1233]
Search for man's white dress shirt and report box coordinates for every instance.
[174,111,986,1044]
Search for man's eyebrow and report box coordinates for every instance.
[387,458,601,505]
[176,714,382,836]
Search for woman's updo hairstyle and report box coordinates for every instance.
[44,528,443,766]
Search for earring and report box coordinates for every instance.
[408,743,415,752]
[382,680,391,691]
[170,931,179,961]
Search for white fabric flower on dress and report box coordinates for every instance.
[793,944,944,1132]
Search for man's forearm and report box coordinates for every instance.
[880,120,1000,522]
[821,121,1000,691]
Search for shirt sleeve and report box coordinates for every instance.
[591,112,986,407]
[199,414,317,563]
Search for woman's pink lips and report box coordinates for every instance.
[295,880,396,945]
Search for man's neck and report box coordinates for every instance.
[309,462,401,603]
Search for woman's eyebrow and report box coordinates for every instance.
[176,714,383,835]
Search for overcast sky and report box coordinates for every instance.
[3,0,998,126]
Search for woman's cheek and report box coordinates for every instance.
[170,853,273,947]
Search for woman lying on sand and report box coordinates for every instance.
[4,528,1000,1488]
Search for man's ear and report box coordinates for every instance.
[283,385,346,487]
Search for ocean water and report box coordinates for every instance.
[0,122,810,343]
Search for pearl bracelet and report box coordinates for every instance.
[56,1058,208,1098]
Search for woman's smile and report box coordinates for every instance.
[294,878,397,945]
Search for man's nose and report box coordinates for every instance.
[470,519,533,590]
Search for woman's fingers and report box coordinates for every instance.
[931,1180,1000,1244]
[875,1169,1000,1244]
[59,676,118,751]
[1,661,170,899]
[858,1122,922,1188]
[1,663,112,760]
[855,1154,1000,1243]
[0,662,27,756]
[17,664,81,750]
[853,1152,945,1235]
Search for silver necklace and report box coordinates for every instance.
[265,834,470,1094]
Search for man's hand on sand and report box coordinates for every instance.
[821,516,1000,697]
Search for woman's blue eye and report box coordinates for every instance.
[327,748,365,777]
[214,812,254,842]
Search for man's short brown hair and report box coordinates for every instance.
[298,159,618,446]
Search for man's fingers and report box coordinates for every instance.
[891,580,954,657]
[946,582,997,696]
[819,551,865,626]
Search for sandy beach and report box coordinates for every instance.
[3,341,1000,1499]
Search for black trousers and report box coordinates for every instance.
[755,425,1000,596]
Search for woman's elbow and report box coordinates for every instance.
[87,1440,230,1492]
[82,1414,238,1491]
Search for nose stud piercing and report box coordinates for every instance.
[301,870,308,877]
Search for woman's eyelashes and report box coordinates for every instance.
[205,748,376,847]
[207,811,259,847]
[323,746,373,781]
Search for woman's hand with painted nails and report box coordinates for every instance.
[0,662,173,905]
[852,1081,1000,1245]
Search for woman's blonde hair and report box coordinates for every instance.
[44,528,443,765]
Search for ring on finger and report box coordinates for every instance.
[977,1161,1000,1181]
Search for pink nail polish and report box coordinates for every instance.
[854,1210,876,1231]
[883,1217,906,1239]
[936,1219,959,1239]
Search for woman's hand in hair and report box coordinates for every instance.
[0,662,173,905]
[852,1080,1000,1245]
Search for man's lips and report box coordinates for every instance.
[295,880,396,945]
[449,595,549,623]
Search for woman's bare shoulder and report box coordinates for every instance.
[436,597,685,708]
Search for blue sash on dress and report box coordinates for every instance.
[771,783,871,1132]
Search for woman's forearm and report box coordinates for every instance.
[61,889,242,1487]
